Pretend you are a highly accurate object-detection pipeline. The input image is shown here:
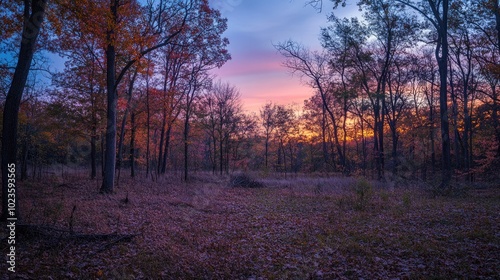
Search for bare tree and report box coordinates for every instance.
[260,102,278,170]
[202,80,242,175]
[276,40,346,171]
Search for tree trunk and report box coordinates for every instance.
[183,116,190,181]
[321,105,329,170]
[219,134,224,175]
[435,0,452,189]
[100,0,119,194]
[342,98,348,173]
[1,0,47,221]
[130,112,136,178]
[146,57,151,178]
[392,126,398,175]
[161,125,172,174]
[450,65,461,170]
[225,137,230,174]
[212,136,217,173]
[117,70,137,182]
[317,84,344,169]
[495,0,500,51]
[157,109,166,175]
[265,136,269,169]
[101,131,105,177]
[20,135,29,181]
[376,29,392,181]
[90,129,97,179]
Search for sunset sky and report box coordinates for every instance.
[209,0,359,113]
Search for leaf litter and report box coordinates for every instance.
[1,175,498,279]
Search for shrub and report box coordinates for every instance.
[352,177,373,210]
[229,173,264,188]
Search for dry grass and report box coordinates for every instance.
[1,174,499,279]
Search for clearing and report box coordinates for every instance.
[1,174,499,279]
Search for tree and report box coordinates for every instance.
[178,1,230,181]
[50,30,106,179]
[276,40,346,171]
[116,67,139,183]
[156,44,187,176]
[391,0,451,189]
[1,0,48,221]
[201,80,242,175]
[260,102,278,169]
[273,104,298,175]
[385,54,413,175]
[54,0,197,192]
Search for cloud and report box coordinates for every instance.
[214,49,283,77]
[210,0,342,112]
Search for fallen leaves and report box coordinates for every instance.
[2,175,499,279]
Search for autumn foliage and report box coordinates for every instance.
[0,0,499,278]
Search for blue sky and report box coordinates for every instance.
[209,0,360,112]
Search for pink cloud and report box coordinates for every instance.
[214,50,284,78]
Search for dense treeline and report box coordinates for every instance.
[275,0,500,184]
[1,0,499,198]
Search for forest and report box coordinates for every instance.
[0,0,499,278]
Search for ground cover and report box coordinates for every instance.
[1,174,498,279]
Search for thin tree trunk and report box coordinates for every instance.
[225,137,230,174]
[321,105,329,170]
[318,85,344,169]
[219,134,224,175]
[146,57,151,178]
[130,112,136,178]
[184,116,190,181]
[342,98,348,173]
[91,129,97,179]
[157,109,166,175]
[495,0,500,52]
[391,124,398,175]
[117,69,137,182]
[212,136,217,173]
[265,136,269,169]
[161,125,172,174]
[101,131,105,177]
[20,135,28,181]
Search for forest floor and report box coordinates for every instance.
[1,173,499,279]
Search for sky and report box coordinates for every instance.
[209,0,359,113]
[1,0,360,112]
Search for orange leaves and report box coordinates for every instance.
[0,2,23,41]
[95,269,104,277]
[52,0,153,61]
